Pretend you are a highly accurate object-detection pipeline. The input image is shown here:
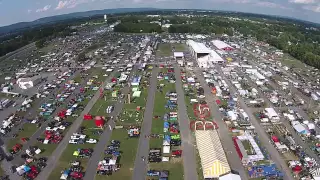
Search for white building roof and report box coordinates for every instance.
[219,173,241,180]
[212,40,232,49]
[174,52,184,57]
[195,130,231,178]
[265,108,279,119]
[187,40,211,54]
[17,78,33,90]
[209,50,224,62]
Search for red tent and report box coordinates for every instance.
[271,136,280,143]
[58,110,67,118]
[111,77,117,83]
[292,165,302,173]
[216,99,221,105]
[84,114,93,120]
[95,116,105,127]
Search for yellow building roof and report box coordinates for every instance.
[195,130,231,178]
[204,160,230,178]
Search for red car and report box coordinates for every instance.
[30,165,39,174]
[172,150,182,157]
[26,171,37,179]
[70,172,84,179]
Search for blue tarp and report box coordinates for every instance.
[165,135,171,141]
[131,76,141,84]
[113,151,120,156]
[23,166,31,172]
[164,122,170,128]
[63,170,70,175]
[248,164,283,178]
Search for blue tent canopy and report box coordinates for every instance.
[23,166,31,172]
[63,170,70,175]
[165,135,171,141]
[164,122,170,128]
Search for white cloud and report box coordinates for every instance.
[255,1,291,9]
[303,4,320,12]
[56,1,69,10]
[55,0,92,10]
[27,9,32,13]
[289,0,316,4]
[36,5,52,12]
[212,0,251,3]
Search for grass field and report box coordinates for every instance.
[148,69,184,179]
[156,43,172,57]
[172,43,187,52]
[0,167,5,177]
[6,123,38,151]
[96,72,150,179]
[280,55,307,69]
[95,129,139,180]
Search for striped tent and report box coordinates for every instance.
[310,168,320,179]
[195,130,231,178]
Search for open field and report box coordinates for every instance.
[6,123,38,150]
[172,43,187,52]
[96,71,150,179]
[148,68,184,179]
[280,55,307,69]
[95,129,139,180]
[156,43,172,57]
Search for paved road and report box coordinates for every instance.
[194,68,247,179]
[35,70,117,180]
[84,64,138,180]
[173,65,198,180]
[237,68,320,163]
[215,66,294,180]
[132,67,159,180]
[9,71,90,166]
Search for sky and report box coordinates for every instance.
[0,0,320,26]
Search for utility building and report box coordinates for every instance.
[212,40,233,51]
[187,40,224,68]
[187,40,211,60]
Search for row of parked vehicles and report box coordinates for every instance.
[97,140,121,176]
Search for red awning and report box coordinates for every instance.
[84,114,93,120]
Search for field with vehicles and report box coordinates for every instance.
[148,67,184,180]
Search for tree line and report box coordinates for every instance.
[113,22,162,33]
[0,24,76,56]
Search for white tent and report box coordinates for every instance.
[17,78,33,89]
[163,146,170,154]
[219,173,241,180]
[195,130,231,178]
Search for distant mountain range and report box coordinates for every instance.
[0,8,158,35]
[0,7,319,35]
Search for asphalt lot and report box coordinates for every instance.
[132,67,159,180]
[173,65,198,180]
[0,70,80,180]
